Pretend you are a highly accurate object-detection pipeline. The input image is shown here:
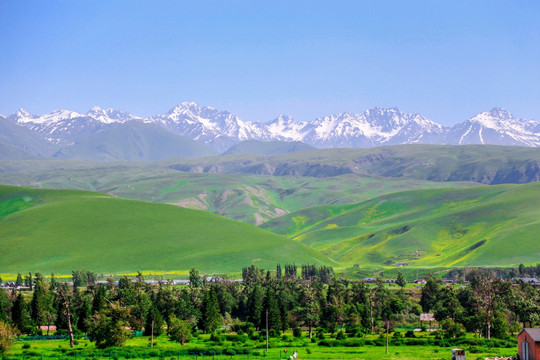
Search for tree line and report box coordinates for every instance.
[1,265,540,351]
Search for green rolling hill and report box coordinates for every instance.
[0,162,481,225]
[261,182,540,267]
[0,185,335,275]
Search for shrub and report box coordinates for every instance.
[343,339,364,347]
[405,330,416,338]
[22,344,31,349]
[0,321,18,353]
[209,332,222,342]
[293,327,302,338]
[336,330,346,340]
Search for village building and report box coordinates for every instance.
[518,328,540,360]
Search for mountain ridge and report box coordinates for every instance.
[3,104,540,157]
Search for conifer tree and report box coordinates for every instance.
[31,276,47,327]
[201,286,221,333]
[262,287,281,333]
[247,285,264,329]
[12,293,34,334]
[144,305,164,336]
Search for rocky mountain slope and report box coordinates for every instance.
[2,103,539,159]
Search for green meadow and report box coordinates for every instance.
[0,185,334,275]
[0,161,481,225]
[5,332,518,360]
[262,181,540,267]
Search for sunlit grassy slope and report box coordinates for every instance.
[0,185,335,275]
[0,163,481,224]
[262,182,540,267]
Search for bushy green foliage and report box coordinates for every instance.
[167,316,191,345]
[86,305,131,349]
[0,321,18,353]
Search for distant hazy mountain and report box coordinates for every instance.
[443,108,540,147]
[0,114,57,158]
[53,120,216,161]
[3,103,539,160]
[222,140,315,156]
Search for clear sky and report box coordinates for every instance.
[1,0,539,125]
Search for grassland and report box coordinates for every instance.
[262,181,540,267]
[0,161,481,224]
[5,331,518,360]
[0,185,335,275]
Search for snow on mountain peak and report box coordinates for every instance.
[7,102,540,150]
[86,106,138,123]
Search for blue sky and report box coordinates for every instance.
[1,0,539,125]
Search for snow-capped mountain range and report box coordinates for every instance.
[3,103,540,153]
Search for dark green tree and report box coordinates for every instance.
[396,270,406,288]
[262,287,281,333]
[12,293,34,335]
[247,285,264,329]
[30,276,47,328]
[419,275,443,313]
[15,274,23,287]
[201,286,221,333]
[189,268,202,288]
[167,315,192,345]
[144,305,165,337]
[86,303,131,349]
[0,289,9,322]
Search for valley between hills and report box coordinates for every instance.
[1,144,540,277]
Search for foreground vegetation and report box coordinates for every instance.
[4,332,519,360]
[1,266,538,358]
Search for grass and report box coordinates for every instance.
[0,185,334,275]
[4,331,518,360]
[262,181,540,267]
[0,162,481,225]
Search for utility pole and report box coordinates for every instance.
[266,309,269,352]
[151,320,154,348]
[386,320,389,354]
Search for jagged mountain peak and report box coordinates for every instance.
[269,114,296,124]
[5,102,540,152]
[86,106,138,123]
[488,107,513,119]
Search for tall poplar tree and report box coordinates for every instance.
[201,286,221,333]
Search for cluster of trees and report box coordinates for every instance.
[420,270,540,339]
[445,263,540,282]
[1,266,540,352]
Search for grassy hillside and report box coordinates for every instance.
[0,185,334,275]
[222,140,315,155]
[0,162,481,224]
[166,144,540,184]
[262,182,540,267]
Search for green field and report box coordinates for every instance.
[262,181,540,267]
[0,161,481,225]
[5,332,518,360]
[0,185,334,274]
